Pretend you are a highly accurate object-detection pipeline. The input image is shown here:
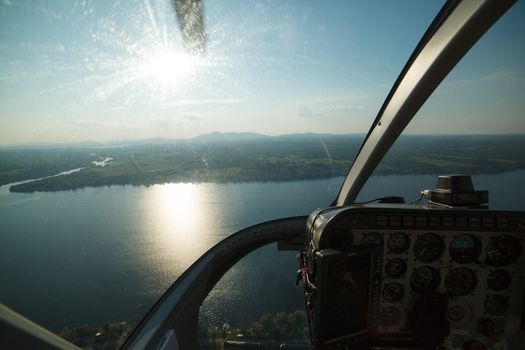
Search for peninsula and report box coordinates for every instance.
[2,133,524,193]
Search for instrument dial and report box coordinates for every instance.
[449,234,481,264]
[447,304,466,322]
[380,306,402,327]
[413,233,445,263]
[410,266,441,293]
[486,235,521,266]
[384,258,407,279]
[447,301,473,327]
[388,232,410,254]
[487,269,512,291]
[361,232,383,245]
[445,267,477,296]
[484,294,509,316]
[382,282,404,303]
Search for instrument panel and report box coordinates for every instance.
[308,205,525,346]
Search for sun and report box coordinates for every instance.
[138,49,198,90]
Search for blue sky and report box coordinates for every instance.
[0,0,524,144]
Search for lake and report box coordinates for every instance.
[1,171,524,331]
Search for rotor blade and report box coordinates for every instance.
[172,0,206,55]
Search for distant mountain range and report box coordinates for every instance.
[4,131,525,150]
[0,132,366,149]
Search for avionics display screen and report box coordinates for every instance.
[322,253,371,341]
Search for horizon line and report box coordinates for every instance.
[1,131,524,148]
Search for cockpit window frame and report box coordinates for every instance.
[334,0,517,206]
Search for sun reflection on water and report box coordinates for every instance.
[144,183,212,275]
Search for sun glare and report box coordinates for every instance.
[148,183,211,260]
[138,49,198,91]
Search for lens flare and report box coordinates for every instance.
[138,49,199,91]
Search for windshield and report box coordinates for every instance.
[358,0,525,209]
[1,0,524,349]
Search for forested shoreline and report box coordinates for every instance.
[2,133,524,193]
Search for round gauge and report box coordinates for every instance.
[327,228,353,249]
[380,306,402,327]
[388,232,410,253]
[384,258,407,278]
[449,234,481,264]
[445,267,477,296]
[447,304,466,322]
[484,294,509,316]
[413,233,445,263]
[383,283,404,303]
[447,301,473,327]
[487,269,512,291]
[409,266,441,293]
[486,235,522,266]
[361,232,383,245]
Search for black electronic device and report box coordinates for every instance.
[302,244,383,350]
[422,175,488,208]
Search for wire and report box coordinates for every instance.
[410,194,424,204]
[354,197,384,204]
[354,196,405,205]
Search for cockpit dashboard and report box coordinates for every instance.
[304,205,525,349]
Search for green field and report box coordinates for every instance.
[2,133,524,193]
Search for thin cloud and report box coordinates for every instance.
[296,104,320,118]
[296,94,374,118]
[296,103,363,119]
[445,68,524,87]
[159,99,244,107]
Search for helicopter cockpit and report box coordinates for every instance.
[120,2,525,349]
[1,1,524,350]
